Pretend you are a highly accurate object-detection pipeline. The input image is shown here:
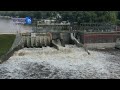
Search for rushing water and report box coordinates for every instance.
[1,18,120,79]
[0,18,32,34]
[0,45,120,79]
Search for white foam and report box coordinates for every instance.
[0,45,120,79]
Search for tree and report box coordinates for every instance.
[0,11,118,24]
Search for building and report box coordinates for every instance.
[77,23,120,49]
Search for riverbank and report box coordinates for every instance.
[0,34,15,57]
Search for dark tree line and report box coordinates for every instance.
[0,11,119,24]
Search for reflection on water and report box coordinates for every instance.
[0,18,32,34]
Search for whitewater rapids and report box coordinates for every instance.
[0,45,120,79]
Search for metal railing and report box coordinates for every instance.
[32,22,117,33]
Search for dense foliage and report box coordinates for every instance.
[0,11,119,24]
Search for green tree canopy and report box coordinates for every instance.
[0,11,118,24]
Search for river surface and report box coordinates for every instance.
[0,45,120,79]
[0,18,120,79]
[0,18,32,34]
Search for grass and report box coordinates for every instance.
[0,34,15,57]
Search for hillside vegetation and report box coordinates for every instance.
[0,11,119,24]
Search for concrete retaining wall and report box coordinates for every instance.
[86,43,116,49]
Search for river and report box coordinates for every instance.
[0,18,32,34]
[1,18,120,79]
